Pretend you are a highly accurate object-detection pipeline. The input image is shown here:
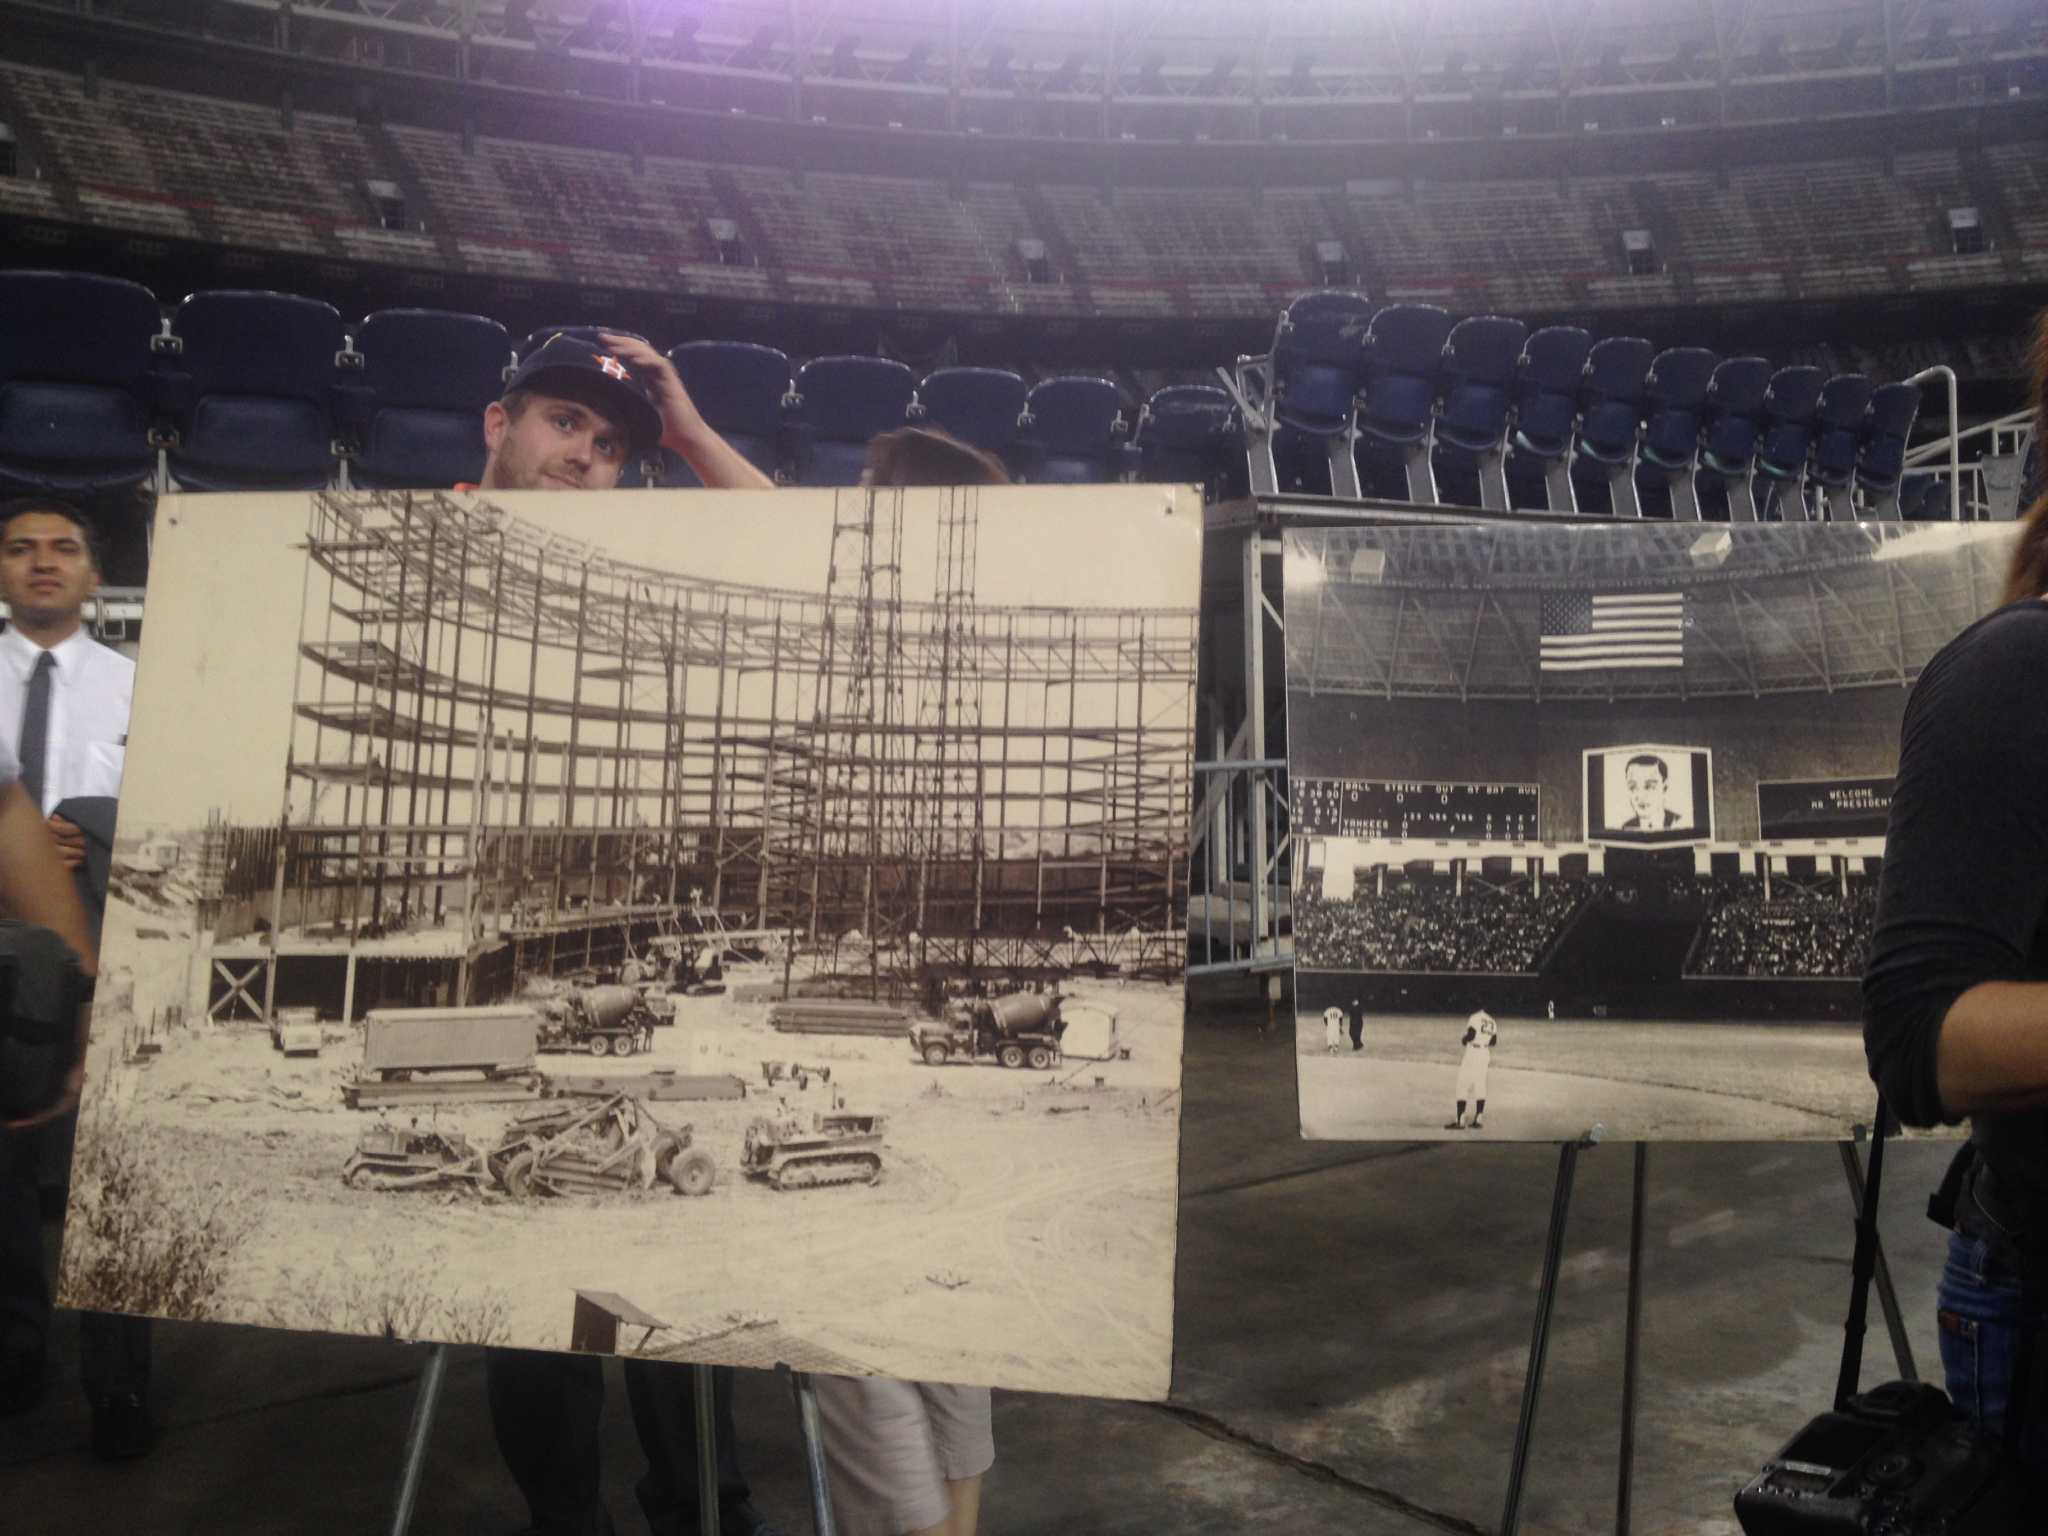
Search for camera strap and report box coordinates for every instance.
[1834,1096,1895,1411]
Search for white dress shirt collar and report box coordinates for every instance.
[0,619,98,676]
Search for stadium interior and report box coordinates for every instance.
[2,0,2045,1531]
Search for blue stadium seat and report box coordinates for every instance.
[341,309,513,490]
[1433,316,1528,511]
[1232,291,1373,498]
[1356,303,1454,504]
[1752,366,1826,521]
[0,271,163,498]
[1133,384,1235,495]
[517,324,646,358]
[1899,474,1951,522]
[662,340,792,485]
[161,290,343,491]
[1508,325,1594,512]
[911,367,1027,462]
[1636,347,1719,521]
[1017,376,1126,484]
[1810,373,1875,521]
[1694,357,1773,521]
[1856,381,1922,521]
[1574,336,1655,518]
[789,356,917,486]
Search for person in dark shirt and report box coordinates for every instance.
[1863,310,2048,1467]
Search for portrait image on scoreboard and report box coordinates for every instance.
[1585,745,1712,846]
[1280,519,2018,1144]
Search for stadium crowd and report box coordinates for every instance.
[1689,882,1879,979]
[1295,878,1593,973]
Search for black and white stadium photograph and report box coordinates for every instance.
[1287,518,2014,1142]
[57,484,1197,1400]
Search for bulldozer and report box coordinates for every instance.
[909,989,1065,1070]
[740,1111,885,1191]
[339,1124,485,1190]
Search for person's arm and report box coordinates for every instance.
[1931,982,2048,1115]
[0,780,94,976]
[0,780,96,1132]
[1864,608,2048,1125]
[599,332,776,491]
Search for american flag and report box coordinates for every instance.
[1538,592,1685,671]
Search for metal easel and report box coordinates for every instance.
[384,1351,840,1536]
[1497,1126,1914,1536]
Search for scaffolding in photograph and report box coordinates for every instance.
[268,489,1194,986]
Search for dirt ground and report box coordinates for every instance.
[1295,1010,1888,1141]
[61,886,1183,1402]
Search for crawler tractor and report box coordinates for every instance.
[740,1111,885,1191]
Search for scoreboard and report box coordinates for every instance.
[1756,777,1893,840]
[1295,779,1541,841]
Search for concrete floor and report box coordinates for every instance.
[3,988,1954,1535]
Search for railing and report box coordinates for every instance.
[1188,758,1292,976]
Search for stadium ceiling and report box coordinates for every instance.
[54,0,2048,141]
[1283,522,2017,701]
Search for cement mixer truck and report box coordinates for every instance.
[909,989,1066,1070]
[538,983,656,1058]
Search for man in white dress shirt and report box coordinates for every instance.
[0,499,135,864]
[0,496,150,1457]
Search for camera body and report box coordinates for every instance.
[0,922,86,1122]
[1734,1381,2023,1535]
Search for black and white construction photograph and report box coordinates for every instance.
[56,484,1198,1401]
[1286,519,2014,1142]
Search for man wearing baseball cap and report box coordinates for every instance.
[474,329,780,1536]
[469,330,773,494]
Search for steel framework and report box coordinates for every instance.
[278,489,1195,976]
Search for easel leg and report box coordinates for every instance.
[1501,1140,1582,1536]
[694,1363,721,1536]
[786,1367,838,1536]
[388,1344,450,1536]
[1617,1144,1647,1536]
[1838,1136,1918,1383]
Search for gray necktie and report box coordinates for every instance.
[18,649,53,811]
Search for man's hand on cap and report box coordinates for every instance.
[599,332,706,452]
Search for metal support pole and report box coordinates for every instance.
[1617,1143,1647,1536]
[387,1344,449,1536]
[1839,1132,1917,1383]
[1502,1138,1585,1536]
[1243,532,1268,960]
[785,1368,837,1536]
[693,1363,721,1536]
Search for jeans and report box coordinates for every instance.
[1938,1188,2048,1474]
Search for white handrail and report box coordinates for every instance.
[1901,406,2032,468]
[1903,365,1961,520]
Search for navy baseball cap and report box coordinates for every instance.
[504,333,664,458]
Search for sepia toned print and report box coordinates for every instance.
[59,484,1198,1401]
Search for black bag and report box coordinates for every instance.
[1734,1105,2032,1534]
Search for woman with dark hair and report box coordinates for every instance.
[808,424,1005,1536]
[1864,309,2048,1466]
[860,426,1010,490]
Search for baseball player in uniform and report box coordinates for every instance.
[1323,1005,1345,1054]
[1446,1008,1499,1130]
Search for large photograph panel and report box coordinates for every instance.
[1286,520,2011,1142]
[59,485,1198,1401]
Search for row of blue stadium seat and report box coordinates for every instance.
[0,270,1934,518]
[1234,290,1929,520]
[0,271,1218,496]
